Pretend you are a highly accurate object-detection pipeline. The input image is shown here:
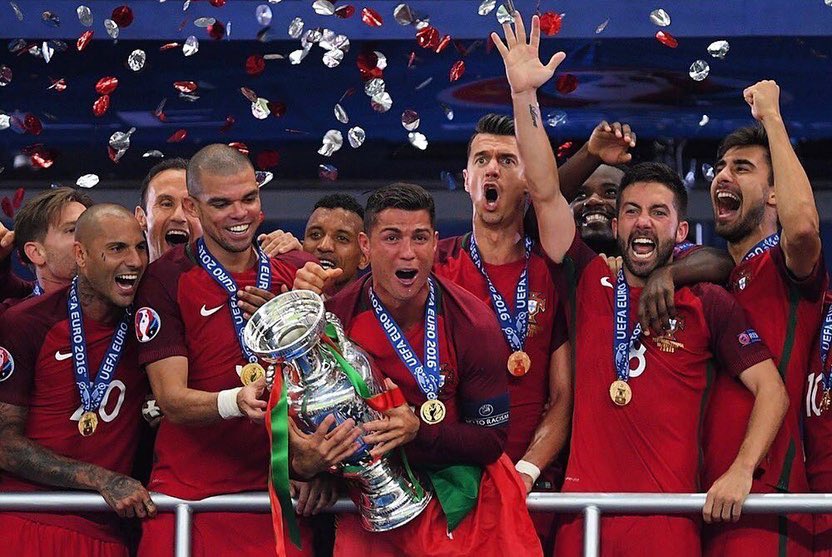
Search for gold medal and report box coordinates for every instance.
[240,362,266,386]
[822,389,832,414]
[420,399,446,425]
[507,350,531,377]
[78,411,98,437]
[609,380,632,407]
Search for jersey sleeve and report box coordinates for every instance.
[0,256,33,302]
[135,266,187,366]
[0,307,47,406]
[697,284,773,376]
[770,246,827,303]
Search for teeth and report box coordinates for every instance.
[633,238,654,245]
[319,260,336,270]
[166,230,188,237]
[228,224,249,233]
[117,274,138,280]
[717,191,740,202]
[584,214,609,224]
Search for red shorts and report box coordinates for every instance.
[137,511,315,557]
[554,514,700,557]
[702,513,813,557]
[0,514,128,557]
[814,514,832,557]
[333,454,542,557]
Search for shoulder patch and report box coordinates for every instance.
[0,347,14,382]
[135,307,162,343]
[737,329,762,347]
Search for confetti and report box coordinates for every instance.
[92,95,110,116]
[699,114,710,126]
[246,54,266,75]
[77,174,100,188]
[42,11,61,27]
[415,77,433,90]
[556,74,578,94]
[77,5,93,26]
[702,164,715,181]
[318,164,338,181]
[251,98,270,119]
[335,5,354,18]
[313,0,336,16]
[539,12,563,36]
[48,77,66,92]
[108,127,135,151]
[408,132,428,150]
[183,35,199,56]
[167,129,188,143]
[95,76,118,95]
[595,18,609,34]
[361,7,383,27]
[449,60,465,82]
[194,17,216,28]
[220,115,235,132]
[478,0,496,16]
[417,26,440,49]
[0,66,11,86]
[334,103,349,123]
[174,81,197,93]
[9,2,22,21]
[546,111,567,127]
[393,3,415,25]
[210,0,227,6]
[442,103,454,120]
[256,150,280,168]
[402,109,420,131]
[649,9,670,27]
[689,60,710,81]
[655,31,678,48]
[707,40,730,59]
[143,150,164,158]
[556,141,573,158]
[288,17,304,38]
[496,5,514,24]
[256,5,273,26]
[435,35,452,53]
[104,19,119,39]
[364,78,385,96]
[255,171,274,188]
[348,126,366,148]
[111,5,133,28]
[23,114,43,135]
[128,49,146,71]
[318,129,343,156]
[208,21,225,40]
[322,48,344,68]
[0,114,9,129]
[289,46,310,64]
[370,92,392,112]
[12,187,24,209]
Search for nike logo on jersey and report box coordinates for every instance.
[600,277,614,289]
[200,304,224,317]
[55,350,72,361]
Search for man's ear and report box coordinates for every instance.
[23,242,45,266]
[358,232,371,263]
[676,220,690,244]
[74,241,86,270]
[462,169,470,194]
[135,206,148,231]
[183,196,199,220]
[612,217,619,239]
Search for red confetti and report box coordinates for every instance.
[154,99,167,122]
[174,81,198,93]
[12,188,24,209]
[539,12,563,36]
[335,4,355,18]
[449,60,465,82]
[95,76,118,95]
[435,34,452,54]
[210,0,226,6]
[256,150,280,169]
[77,30,93,51]
[167,129,188,143]
[245,55,266,76]
[160,42,179,52]
[208,21,226,40]
[268,101,286,118]
[24,114,43,135]
[93,95,110,117]
[555,74,578,94]
[107,146,122,163]
[361,7,383,27]
[408,51,417,68]
[25,144,55,169]
[416,26,440,49]
[557,141,574,158]
[356,51,383,81]
[1,198,13,219]
[655,30,678,48]
[220,115,235,132]
[111,5,134,28]
[49,77,67,92]
[228,142,249,155]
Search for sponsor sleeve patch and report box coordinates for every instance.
[461,393,509,428]
[737,329,762,347]
[0,347,15,382]
[134,307,162,343]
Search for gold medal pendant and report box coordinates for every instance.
[78,411,98,437]
[609,380,632,407]
[420,399,446,425]
[507,350,531,377]
[822,389,832,414]
[240,362,266,386]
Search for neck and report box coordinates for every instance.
[35,268,71,294]
[203,236,257,273]
[727,223,778,264]
[374,280,429,331]
[77,275,121,326]
[472,216,525,265]
[623,267,645,288]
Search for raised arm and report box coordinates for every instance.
[491,13,574,262]
[559,121,637,202]
[747,80,821,278]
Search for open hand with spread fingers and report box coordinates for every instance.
[491,12,567,95]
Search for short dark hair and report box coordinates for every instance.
[466,113,515,158]
[187,144,253,196]
[139,158,188,209]
[14,188,95,265]
[716,125,773,185]
[617,162,688,218]
[364,182,435,233]
[312,193,364,220]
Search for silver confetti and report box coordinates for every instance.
[183,35,199,56]
[289,46,311,65]
[0,66,12,86]
[374,51,387,70]
[707,40,730,59]
[699,114,710,126]
[0,114,10,130]
[251,97,270,119]
[371,92,393,112]
[263,53,285,60]
[347,126,365,148]
[321,33,349,52]
[702,164,715,181]
[104,19,119,39]
[442,104,454,120]
[364,78,385,96]
[478,0,496,16]
[256,171,274,188]
[42,11,60,27]
[194,17,215,28]
[256,4,273,26]
[269,0,283,3]
[128,49,146,71]
[393,3,415,25]
[408,132,428,150]
[322,48,343,68]
[401,109,420,131]
[226,21,232,38]
[546,111,568,127]
[334,103,349,124]
[288,17,304,39]
[301,28,323,48]
[76,174,100,188]
[109,127,135,151]
[318,129,343,156]
[143,150,164,158]
[183,0,191,10]
[319,164,338,181]
[595,18,609,34]
[689,60,710,81]
[826,0,832,6]
[496,5,515,24]
[10,2,22,21]
[415,77,433,91]
[312,0,335,16]
[649,9,670,27]
[77,5,93,26]
[41,41,53,63]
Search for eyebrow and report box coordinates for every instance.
[473,150,518,159]
[306,226,354,236]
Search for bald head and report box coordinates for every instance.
[187,144,254,197]
[75,204,140,247]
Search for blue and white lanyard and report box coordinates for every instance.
[613,270,642,382]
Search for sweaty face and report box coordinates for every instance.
[186,166,261,255]
[303,207,365,287]
[710,145,772,243]
[140,169,202,262]
[40,201,87,283]
[614,182,687,283]
[570,165,623,244]
[464,134,526,227]
[77,215,148,307]
[360,208,437,305]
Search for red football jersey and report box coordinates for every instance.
[562,237,771,494]
[703,246,826,493]
[803,291,832,493]
[134,244,312,500]
[433,234,568,464]
[0,287,147,542]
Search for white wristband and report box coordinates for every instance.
[515,460,541,483]
[217,388,244,419]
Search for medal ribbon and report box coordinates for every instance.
[741,232,781,263]
[266,377,300,549]
[66,276,132,414]
[196,238,271,364]
[468,235,532,352]
[820,303,832,392]
[369,277,441,400]
[613,270,641,383]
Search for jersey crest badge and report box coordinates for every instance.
[734,270,751,291]
[135,307,161,343]
[654,316,685,353]
[528,291,547,337]
[0,347,14,382]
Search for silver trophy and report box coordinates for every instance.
[243,290,432,532]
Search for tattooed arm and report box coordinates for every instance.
[0,402,156,518]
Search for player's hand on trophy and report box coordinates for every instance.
[237,285,284,320]
[743,80,782,124]
[259,229,302,256]
[97,470,157,519]
[292,261,343,295]
[703,464,753,523]
[0,222,14,263]
[638,265,677,335]
[587,121,636,165]
[491,11,566,95]
[363,379,420,458]
[236,376,268,422]
[289,414,362,479]
[290,476,340,517]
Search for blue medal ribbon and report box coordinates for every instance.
[369,277,441,400]
[468,235,532,352]
[32,283,44,296]
[67,277,132,414]
[741,232,781,263]
[196,238,271,364]
[673,241,695,257]
[614,270,642,382]
[820,303,832,393]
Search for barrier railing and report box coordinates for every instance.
[3,492,832,557]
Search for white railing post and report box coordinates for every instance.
[174,502,192,557]
[583,505,601,557]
